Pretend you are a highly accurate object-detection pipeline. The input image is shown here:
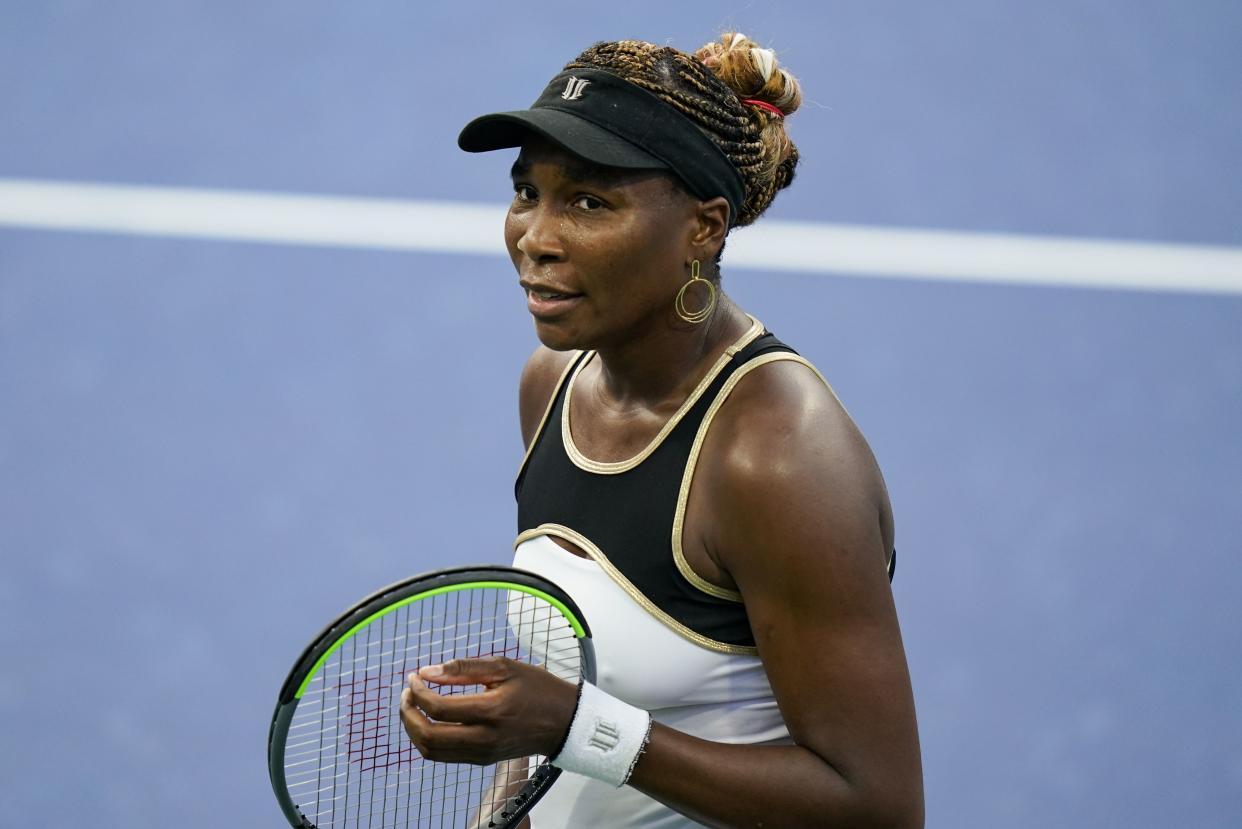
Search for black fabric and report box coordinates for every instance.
[516,333,796,649]
[459,68,747,227]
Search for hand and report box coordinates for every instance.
[399,656,579,765]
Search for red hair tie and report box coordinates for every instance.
[740,98,784,118]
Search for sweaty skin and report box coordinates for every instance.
[400,139,923,828]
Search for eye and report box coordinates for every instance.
[513,184,537,203]
[572,194,605,211]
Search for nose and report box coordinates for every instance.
[509,204,565,264]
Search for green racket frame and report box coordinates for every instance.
[267,565,595,829]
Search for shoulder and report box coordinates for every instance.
[705,354,883,493]
[693,358,921,820]
[518,346,579,448]
[697,354,893,577]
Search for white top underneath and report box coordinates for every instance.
[513,534,791,828]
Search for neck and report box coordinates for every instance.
[590,295,752,409]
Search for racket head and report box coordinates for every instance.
[268,565,595,829]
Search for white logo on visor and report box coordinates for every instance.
[561,76,591,101]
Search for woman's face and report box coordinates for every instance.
[504,137,702,352]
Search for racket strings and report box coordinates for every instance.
[282,639,580,756]
[283,587,581,828]
[294,612,582,696]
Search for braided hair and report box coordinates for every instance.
[564,34,802,230]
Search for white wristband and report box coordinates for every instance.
[550,681,652,787]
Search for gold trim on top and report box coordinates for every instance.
[670,353,893,583]
[514,523,760,657]
[560,317,765,475]
[672,354,818,602]
[515,352,584,484]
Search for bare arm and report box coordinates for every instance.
[624,361,922,827]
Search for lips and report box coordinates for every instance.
[522,281,583,318]
[528,288,577,300]
[520,278,580,296]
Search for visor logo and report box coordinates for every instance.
[561,76,591,101]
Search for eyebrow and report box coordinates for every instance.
[510,155,656,190]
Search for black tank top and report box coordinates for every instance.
[516,327,798,651]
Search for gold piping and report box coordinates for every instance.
[561,317,765,475]
[515,352,584,483]
[672,354,820,601]
[671,353,894,585]
[514,523,759,656]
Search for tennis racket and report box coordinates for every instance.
[268,565,595,828]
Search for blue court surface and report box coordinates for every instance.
[2,2,1240,826]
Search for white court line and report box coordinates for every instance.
[2,178,1240,295]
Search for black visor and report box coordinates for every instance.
[459,68,745,226]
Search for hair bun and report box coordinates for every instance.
[693,32,802,117]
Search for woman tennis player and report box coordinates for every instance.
[400,34,923,828]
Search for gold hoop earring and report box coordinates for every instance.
[675,259,717,325]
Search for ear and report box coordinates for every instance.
[689,196,730,262]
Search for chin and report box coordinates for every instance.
[531,317,585,352]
